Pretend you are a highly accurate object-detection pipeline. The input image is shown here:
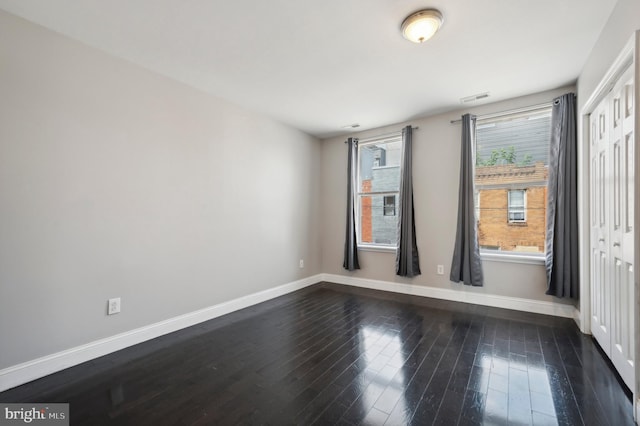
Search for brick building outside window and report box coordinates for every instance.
[475,162,548,253]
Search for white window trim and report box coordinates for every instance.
[480,251,545,265]
[358,244,397,253]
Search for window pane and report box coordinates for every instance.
[508,190,524,207]
[358,137,402,247]
[474,109,551,254]
[359,140,402,193]
[509,211,525,221]
[359,194,398,245]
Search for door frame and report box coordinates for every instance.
[579,30,639,419]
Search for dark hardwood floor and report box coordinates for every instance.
[0,283,634,425]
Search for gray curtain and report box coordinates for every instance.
[396,126,421,277]
[450,114,484,286]
[545,93,578,298]
[343,137,360,271]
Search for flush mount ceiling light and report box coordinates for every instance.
[401,9,443,43]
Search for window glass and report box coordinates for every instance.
[508,190,526,222]
[383,195,396,216]
[474,107,551,254]
[357,137,402,247]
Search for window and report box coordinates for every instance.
[383,195,396,216]
[508,190,526,222]
[474,106,551,255]
[357,135,402,247]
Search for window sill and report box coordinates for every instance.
[358,244,397,253]
[480,251,545,265]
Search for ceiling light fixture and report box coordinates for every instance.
[342,123,360,129]
[401,9,443,43]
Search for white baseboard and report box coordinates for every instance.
[0,274,322,393]
[321,273,576,319]
[1,272,577,393]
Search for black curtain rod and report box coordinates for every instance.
[344,126,419,143]
[449,102,552,124]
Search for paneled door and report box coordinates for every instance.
[609,69,635,391]
[590,84,611,356]
[590,65,635,393]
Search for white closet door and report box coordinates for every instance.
[609,70,635,392]
[590,66,635,393]
[590,93,611,355]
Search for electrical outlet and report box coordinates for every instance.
[108,298,121,315]
[299,259,304,268]
[437,265,444,275]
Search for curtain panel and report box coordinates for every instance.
[343,137,360,271]
[545,93,578,298]
[396,126,421,277]
[450,114,484,286]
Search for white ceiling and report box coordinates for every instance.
[0,0,618,139]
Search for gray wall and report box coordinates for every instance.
[321,87,575,304]
[577,0,640,111]
[575,0,640,392]
[0,11,322,369]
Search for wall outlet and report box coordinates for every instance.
[108,298,121,315]
[299,259,304,268]
[437,265,444,275]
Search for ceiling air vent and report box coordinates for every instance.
[460,92,490,104]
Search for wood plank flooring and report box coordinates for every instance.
[0,283,634,425]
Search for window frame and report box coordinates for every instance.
[383,195,396,216]
[474,104,552,262]
[356,134,403,251]
[507,189,527,223]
